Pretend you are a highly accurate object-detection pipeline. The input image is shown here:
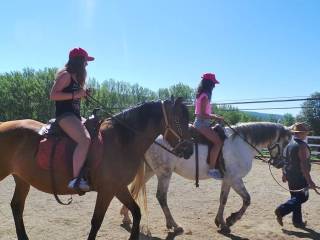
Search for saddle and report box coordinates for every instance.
[190,124,227,187]
[39,108,101,139]
[36,109,103,181]
[191,124,227,165]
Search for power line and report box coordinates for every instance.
[224,106,314,111]
[215,97,320,105]
[215,95,309,102]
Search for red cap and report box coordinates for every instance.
[202,73,219,84]
[69,47,94,61]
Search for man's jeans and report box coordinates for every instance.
[276,189,309,224]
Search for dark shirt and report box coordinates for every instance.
[55,77,81,119]
[284,138,311,190]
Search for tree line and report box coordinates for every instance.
[0,68,319,135]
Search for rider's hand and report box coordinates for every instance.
[215,115,224,121]
[74,89,87,99]
[282,174,287,183]
[86,88,92,96]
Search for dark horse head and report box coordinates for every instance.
[161,96,194,159]
[111,96,194,159]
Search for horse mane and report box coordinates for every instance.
[111,101,163,144]
[231,122,288,146]
[180,103,190,123]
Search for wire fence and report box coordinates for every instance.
[261,136,320,162]
[184,96,320,112]
[307,136,320,161]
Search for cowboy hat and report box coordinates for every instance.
[290,122,310,133]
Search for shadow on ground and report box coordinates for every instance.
[121,222,184,240]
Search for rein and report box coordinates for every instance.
[86,94,185,157]
[222,120,319,194]
[153,141,178,156]
[267,163,317,193]
[223,120,270,163]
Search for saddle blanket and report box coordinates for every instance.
[36,134,104,172]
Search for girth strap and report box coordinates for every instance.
[49,137,73,205]
[195,141,199,188]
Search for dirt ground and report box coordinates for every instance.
[1,161,319,240]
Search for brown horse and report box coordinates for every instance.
[0,98,193,240]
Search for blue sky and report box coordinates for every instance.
[1,0,319,116]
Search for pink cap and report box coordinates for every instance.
[201,73,219,84]
[69,47,94,61]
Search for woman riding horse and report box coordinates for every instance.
[194,72,224,179]
[0,97,193,240]
[50,47,94,191]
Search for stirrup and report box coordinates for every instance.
[68,178,90,192]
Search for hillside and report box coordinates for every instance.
[243,111,284,122]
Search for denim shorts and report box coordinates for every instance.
[193,117,211,129]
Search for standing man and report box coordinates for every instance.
[275,122,317,228]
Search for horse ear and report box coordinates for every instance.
[174,97,183,106]
[171,95,175,103]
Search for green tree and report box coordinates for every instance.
[0,68,56,121]
[158,88,170,99]
[296,92,320,135]
[168,83,195,103]
[281,113,295,126]
[216,105,241,125]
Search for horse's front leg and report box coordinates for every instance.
[156,172,182,232]
[116,187,141,240]
[215,179,231,233]
[226,178,251,227]
[88,190,115,240]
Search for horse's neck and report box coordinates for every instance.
[135,124,162,154]
[156,142,211,180]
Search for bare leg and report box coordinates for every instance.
[87,190,114,240]
[116,187,141,240]
[11,175,30,240]
[209,146,221,169]
[197,127,222,169]
[59,115,91,177]
[226,178,251,227]
[121,163,155,224]
[215,180,231,233]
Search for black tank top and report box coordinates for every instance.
[284,138,311,190]
[55,76,81,119]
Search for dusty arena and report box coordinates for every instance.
[1,161,319,240]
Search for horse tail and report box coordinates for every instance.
[129,158,148,215]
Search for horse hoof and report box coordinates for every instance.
[226,218,233,227]
[173,226,184,234]
[214,217,221,227]
[226,212,237,227]
[219,226,231,234]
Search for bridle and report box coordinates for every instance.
[86,94,191,157]
[224,121,310,193]
[266,136,320,194]
[161,102,182,142]
[267,137,283,165]
[223,120,282,164]
[158,101,190,156]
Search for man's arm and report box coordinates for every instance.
[299,145,316,189]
